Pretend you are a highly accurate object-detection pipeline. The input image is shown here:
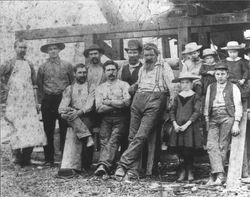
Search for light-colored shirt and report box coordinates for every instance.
[37,57,74,97]
[137,62,174,97]
[87,63,106,93]
[204,82,243,121]
[58,82,94,114]
[181,58,202,76]
[95,79,131,112]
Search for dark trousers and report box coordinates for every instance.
[98,115,128,171]
[118,92,167,175]
[12,147,33,165]
[41,94,68,162]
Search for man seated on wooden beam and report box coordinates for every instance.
[57,63,95,178]
[204,62,243,186]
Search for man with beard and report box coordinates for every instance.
[114,43,172,181]
[83,44,106,169]
[37,41,74,166]
[94,60,131,177]
[83,44,106,92]
[57,64,95,178]
[0,39,47,167]
[119,39,143,153]
[180,42,203,96]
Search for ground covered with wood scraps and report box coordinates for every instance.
[2,141,250,197]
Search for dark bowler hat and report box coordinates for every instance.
[83,44,104,58]
[40,39,65,53]
[125,40,143,52]
[214,62,228,70]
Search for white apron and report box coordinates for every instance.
[5,60,47,149]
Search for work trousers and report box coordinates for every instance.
[207,107,234,174]
[98,115,128,172]
[118,92,167,175]
[41,94,68,162]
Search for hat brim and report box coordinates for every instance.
[172,76,200,83]
[182,45,203,54]
[202,53,217,58]
[40,43,65,53]
[83,48,104,58]
[125,48,142,52]
[221,46,245,50]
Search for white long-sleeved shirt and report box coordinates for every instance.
[204,82,243,121]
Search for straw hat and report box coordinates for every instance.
[125,40,143,52]
[83,44,105,58]
[202,48,217,58]
[40,40,65,53]
[172,72,200,83]
[182,42,203,54]
[221,41,245,50]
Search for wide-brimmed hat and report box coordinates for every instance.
[202,48,217,58]
[40,40,65,53]
[182,42,203,54]
[214,62,228,70]
[221,41,245,50]
[125,40,143,52]
[172,72,200,83]
[83,44,104,58]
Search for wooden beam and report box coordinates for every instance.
[111,39,124,60]
[178,27,190,59]
[94,40,114,59]
[16,11,250,40]
[227,112,248,189]
[96,29,178,40]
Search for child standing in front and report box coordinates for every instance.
[204,62,243,186]
[222,41,249,109]
[169,72,202,181]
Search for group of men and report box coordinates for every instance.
[1,37,249,183]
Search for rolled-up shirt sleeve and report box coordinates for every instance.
[232,84,243,121]
[204,84,211,117]
[121,82,131,107]
[58,86,71,114]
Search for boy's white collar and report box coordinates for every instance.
[226,57,241,61]
[179,90,195,97]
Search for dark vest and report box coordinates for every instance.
[121,62,142,85]
[208,81,235,117]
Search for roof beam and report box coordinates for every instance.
[16,11,250,40]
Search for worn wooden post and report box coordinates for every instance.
[177,27,190,59]
[226,112,248,189]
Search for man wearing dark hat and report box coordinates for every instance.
[83,44,106,91]
[204,62,243,185]
[37,41,74,166]
[115,43,173,181]
[119,39,143,153]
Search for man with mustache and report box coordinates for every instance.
[0,39,46,167]
[83,44,106,170]
[94,60,131,177]
[119,39,143,154]
[57,63,95,178]
[37,41,74,166]
[83,44,106,92]
[114,43,173,181]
